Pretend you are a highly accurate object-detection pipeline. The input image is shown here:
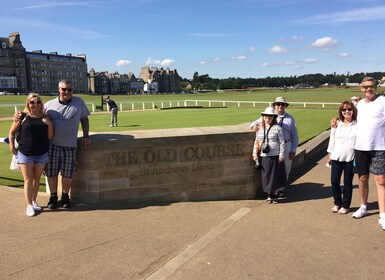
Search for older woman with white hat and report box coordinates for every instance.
[252,107,286,203]
[250,96,299,200]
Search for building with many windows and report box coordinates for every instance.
[0,32,88,94]
[26,50,88,94]
[1,32,181,95]
[0,32,28,93]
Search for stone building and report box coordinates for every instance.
[0,32,28,93]
[0,32,88,94]
[88,69,144,95]
[26,50,88,94]
[139,67,180,93]
[88,69,110,95]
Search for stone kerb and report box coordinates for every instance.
[71,130,258,203]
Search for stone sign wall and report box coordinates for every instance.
[71,131,258,203]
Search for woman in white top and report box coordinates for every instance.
[252,107,285,204]
[327,101,357,214]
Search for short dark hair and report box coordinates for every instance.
[59,79,72,85]
[361,76,376,84]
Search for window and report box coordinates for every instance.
[2,42,6,49]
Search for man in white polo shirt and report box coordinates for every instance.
[352,76,385,231]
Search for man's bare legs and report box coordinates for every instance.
[358,174,369,205]
[374,175,385,213]
[352,174,369,218]
[375,175,385,230]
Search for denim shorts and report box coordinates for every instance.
[17,151,49,164]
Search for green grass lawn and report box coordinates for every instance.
[0,87,358,190]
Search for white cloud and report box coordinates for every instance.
[200,57,220,65]
[249,46,256,52]
[311,37,337,51]
[294,6,385,24]
[261,61,294,67]
[116,60,132,67]
[304,58,319,63]
[292,35,303,41]
[338,52,350,58]
[146,57,161,65]
[232,55,247,61]
[145,57,175,66]
[267,45,288,54]
[160,59,175,66]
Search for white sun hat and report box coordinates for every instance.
[261,106,277,116]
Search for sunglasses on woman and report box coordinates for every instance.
[29,100,42,105]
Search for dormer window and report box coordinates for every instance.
[1,42,6,49]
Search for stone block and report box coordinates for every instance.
[71,127,329,204]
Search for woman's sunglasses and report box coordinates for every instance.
[29,100,42,105]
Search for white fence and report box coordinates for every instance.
[0,100,341,114]
[99,100,341,112]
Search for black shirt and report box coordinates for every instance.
[107,100,117,109]
[17,115,49,156]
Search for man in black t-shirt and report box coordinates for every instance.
[106,96,118,127]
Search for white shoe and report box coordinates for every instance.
[32,201,42,211]
[338,207,349,214]
[331,205,340,213]
[352,207,368,219]
[379,218,385,231]
[26,205,35,217]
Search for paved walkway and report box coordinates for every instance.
[1,155,384,280]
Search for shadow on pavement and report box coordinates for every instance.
[285,182,329,203]
[41,199,174,213]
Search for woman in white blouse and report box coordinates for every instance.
[252,107,285,204]
[327,101,357,214]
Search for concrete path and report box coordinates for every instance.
[1,155,384,280]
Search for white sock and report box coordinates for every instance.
[380,212,385,219]
[360,204,367,210]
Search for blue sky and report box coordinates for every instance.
[2,0,385,79]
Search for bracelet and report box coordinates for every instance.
[8,136,15,138]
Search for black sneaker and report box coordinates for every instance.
[277,191,287,200]
[47,195,58,209]
[61,194,72,209]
